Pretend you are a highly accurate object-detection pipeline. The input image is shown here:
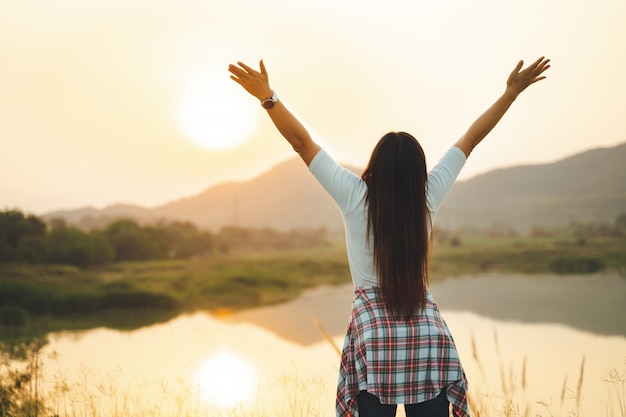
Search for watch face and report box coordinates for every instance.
[262,100,275,109]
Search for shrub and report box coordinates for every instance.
[0,339,50,417]
[0,306,28,327]
[549,257,605,274]
[100,291,178,310]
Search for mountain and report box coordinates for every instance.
[43,142,626,231]
[437,142,626,229]
[43,204,156,229]
[151,158,357,231]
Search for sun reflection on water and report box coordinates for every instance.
[194,350,259,408]
[35,278,626,417]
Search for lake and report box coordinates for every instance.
[30,273,626,416]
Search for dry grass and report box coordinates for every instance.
[602,366,626,417]
[464,331,623,417]
[3,329,625,417]
[311,320,625,417]
[43,366,333,417]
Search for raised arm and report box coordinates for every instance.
[455,57,551,158]
[228,60,321,166]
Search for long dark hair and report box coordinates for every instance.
[362,132,430,319]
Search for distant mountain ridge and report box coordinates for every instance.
[43,142,626,231]
[437,141,626,229]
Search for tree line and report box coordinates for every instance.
[0,209,331,268]
[0,209,214,267]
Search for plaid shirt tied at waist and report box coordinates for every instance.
[336,286,469,417]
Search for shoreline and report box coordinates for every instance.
[1,235,625,344]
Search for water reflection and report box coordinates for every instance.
[36,274,626,417]
[227,273,626,342]
[194,351,259,407]
[43,313,340,417]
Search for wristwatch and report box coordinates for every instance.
[261,91,278,109]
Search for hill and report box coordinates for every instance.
[151,157,356,231]
[43,142,626,232]
[437,141,626,229]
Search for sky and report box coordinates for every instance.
[2,0,625,214]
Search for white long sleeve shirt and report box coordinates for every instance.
[309,146,466,287]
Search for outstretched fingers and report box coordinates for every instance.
[237,61,256,74]
[506,56,551,94]
[228,60,272,100]
[529,56,546,69]
[228,62,258,80]
[529,57,550,73]
[259,59,267,75]
[529,58,551,84]
[228,64,246,79]
[522,57,550,79]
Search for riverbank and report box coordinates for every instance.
[1,234,624,342]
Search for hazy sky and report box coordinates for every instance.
[2,0,625,214]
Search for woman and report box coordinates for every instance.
[229,57,550,417]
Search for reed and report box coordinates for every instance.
[310,320,625,417]
[465,332,612,417]
[602,368,626,417]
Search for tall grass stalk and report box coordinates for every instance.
[577,355,586,416]
[0,339,51,417]
[312,317,341,356]
[602,367,626,417]
[462,332,624,417]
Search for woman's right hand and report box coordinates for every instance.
[228,60,274,103]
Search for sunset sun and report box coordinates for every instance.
[178,76,258,150]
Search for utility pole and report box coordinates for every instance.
[232,195,238,226]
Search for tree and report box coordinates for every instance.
[88,231,115,265]
[104,219,161,261]
[0,210,47,263]
[46,220,94,267]
[156,221,213,259]
[15,235,48,264]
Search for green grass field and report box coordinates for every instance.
[431,234,626,276]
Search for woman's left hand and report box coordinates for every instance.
[228,60,273,102]
[505,57,551,98]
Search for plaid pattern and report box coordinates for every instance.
[336,287,469,417]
